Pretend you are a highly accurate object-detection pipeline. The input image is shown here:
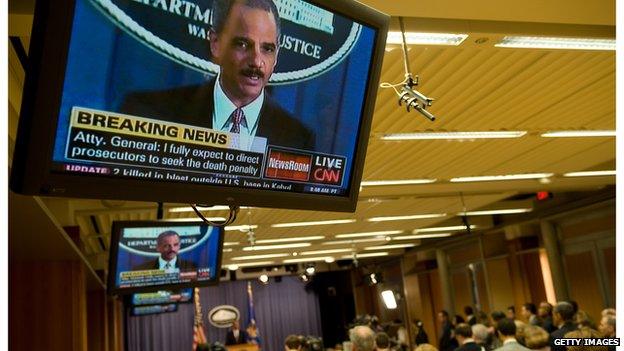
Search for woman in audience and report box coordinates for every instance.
[564,327,608,351]
[523,325,550,351]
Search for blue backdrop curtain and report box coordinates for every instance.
[127,276,323,351]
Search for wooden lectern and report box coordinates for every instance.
[226,344,260,351]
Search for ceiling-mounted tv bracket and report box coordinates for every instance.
[190,204,240,227]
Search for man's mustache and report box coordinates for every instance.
[241,67,264,78]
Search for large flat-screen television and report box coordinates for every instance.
[130,303,179,317]
[108,221,223,295]
[129,288,194,306]
[10,0,388,212]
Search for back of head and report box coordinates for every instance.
[464,306,474,316]
[285,334,301,350]
[523,325,550,349]
[349,326,375,351]
[414,344,438,351]
[565,327,607,351]
[601,308,616,317]
[497,318,517,337]
[523,303,537,315]
[471,324,489,343]
[455,323,472,339]
[539,302,553,316]
[554,302,575,321]
[375,332,389,349]
[491,311,506,323]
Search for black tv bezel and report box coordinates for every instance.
[107,220,224,296]
[10,0,389,212]
[126,288,195,307]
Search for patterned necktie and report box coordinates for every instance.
[164,262,171,269]
[229,108,247,133]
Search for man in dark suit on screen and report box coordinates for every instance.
[134,230,197,271]
[120,0,315,151]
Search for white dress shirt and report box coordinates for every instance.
[158,256,177,270]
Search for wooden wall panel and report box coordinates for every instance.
[602,246,615,307]
[10,261,88,351]
[451,270,472,317]
[108,297,125,351]
[416,273,438,344]
[447,244,480,266]
[564,251,604,322]
[559,214,615,240]
[88,290,109,351]
[485,258,514,312]
[519,252,547,305]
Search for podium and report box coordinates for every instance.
[226,344,260,351]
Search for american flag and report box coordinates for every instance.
[192,288,207,350]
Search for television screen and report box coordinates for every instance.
[11,0,388,212]
[130,288,194,306]
[131,303,178,316]
[108,221,223,295]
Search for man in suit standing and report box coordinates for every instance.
[225,320,249,345]
[494,318,530,351]
[120,0,315,151]
[454,323,482,351]
[549,302,578,351]
[134,230,197,271]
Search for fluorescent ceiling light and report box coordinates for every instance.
[225,225,258,231]
[364,243,416,250]
[342,252,389,259]
[283,256,333,263]
[255,236,325,244]
[450,173,553,182]
[325,257,335,263]
[228,261,275,268]
[335,230,403,239]
[360,179,436,186]
[387,31,468,46]
[169,205,249,212]
[271,219,356,228]
[223,242,240,246]
[242,243,311,251]
[322,238,387,245]
[300,248,352,255]
[495,36,616,50]
[406,233,453,239]
[381,290,398,309]
[223,248,233,252]
[367,213,447,222]
[381,131,527,140]
[563,170,616,177]
[541,130,616,137]
[414,225,475,233]
[460,208,532,216]
[166,217,226,222]
[392,235,428,240]
[231,253,289,261]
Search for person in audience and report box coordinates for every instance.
[371,316,385,333]
[495,318,531,351]
[522,325,550,351]
[521,303,539,326]
[465,306,477,326]
[454,323,481,351]
[476,311,490,326]
[415,344,439,351]
[375,332,391,351]
[471,324,491,350]
[513,320,527,346]
[396,319,409,349]
[537,303,555,333]
[454,315,466,326]
[350,325,376,351]
[599,314,615,338]
[412,319,429,346]
[225,320,249,345]
[506,306,516,320]
[489,311,506,350]
[438,310,459,351]
[549,302,577,351]
[285,334,302,351]
[601,308,616,318]
[575,310,596,329]
[564,327,608,351]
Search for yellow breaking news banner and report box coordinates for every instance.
[71,106,233,149]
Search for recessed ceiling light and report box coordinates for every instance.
[255,236,325,244]
[341,252,389,259]
[495,36,616,50]
[360,179,436,186]
[541,130,616,137]
[366,213,447,222]
[563,170,616,177]
[413,225,474,233]
[283,256,333,263]
[227,261,275,268]
[450,173,553,182]
[325,257,335,263]
[300,248,353,255]
[335,230,403,239]
[322,237,387,245]
[459,208,532,216]
[364,243,417,250]
[231,253,290,261]
[387,32,468,46]
[242,243,312,251]
[228,264,239,271]
[381,131,527,140]
[271,219,356,228]
[224,225,258,231]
